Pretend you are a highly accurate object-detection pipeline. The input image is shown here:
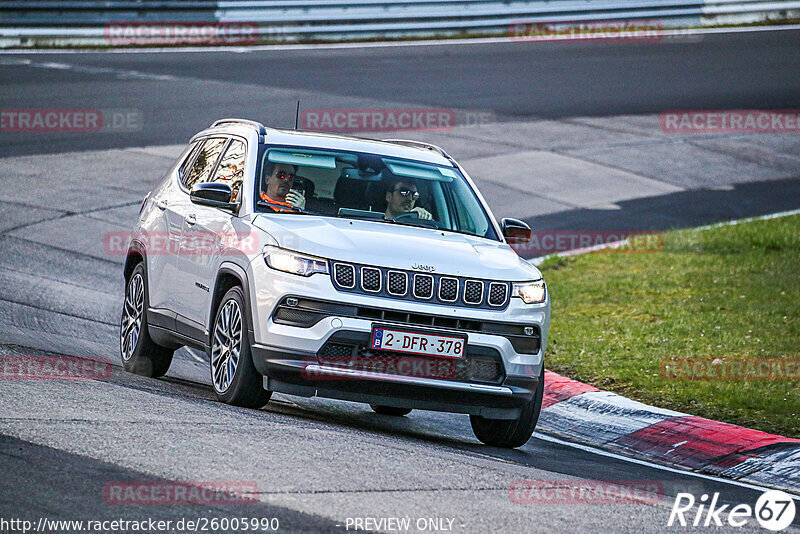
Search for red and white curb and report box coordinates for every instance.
[533,210,800,495]
[539,371,800,494]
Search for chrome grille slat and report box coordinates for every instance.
[438,277,458,302]
[333,263,355,288]
[488,282,508,307]
[361,266,381,293]
[413,274,434,300]
[387,270,408,296]
[463,280,483,305]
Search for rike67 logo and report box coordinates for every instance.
[668,490,796,531]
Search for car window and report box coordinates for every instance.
[178,140,202,182]
[210,138,246,202]
[254,146,499,241]
[182,137,227,190]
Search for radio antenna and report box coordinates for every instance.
[294,100,300,130]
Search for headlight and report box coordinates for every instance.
[513,280,547,304]
[263,246,328,277]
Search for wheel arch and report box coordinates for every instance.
[209,263,256,350]
[124,240,147,283]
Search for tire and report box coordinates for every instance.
[370,405,412,416]
[470,374,544,448]
[210,286,271,409]
[120,263,174,377]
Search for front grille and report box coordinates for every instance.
[361,267,381,292]
[317,340,504,384]
[439,277,458,302]
[328,262,509,309]
[273,307,320,327]
[388,271,408,296]
[333,263,355,288]
[272,296,542,354]
[464,281,483,304]
[488,282,509,307]
[413,274,434,299]
[318,343,354,359]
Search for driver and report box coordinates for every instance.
[260,162,306,210]
[384,179,432,220]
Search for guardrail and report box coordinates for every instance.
[1,0,798,47]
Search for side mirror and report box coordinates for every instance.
[501,218,532,245]
[190,182,237,211]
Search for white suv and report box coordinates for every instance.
[120,119,549,448]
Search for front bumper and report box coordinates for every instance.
[247,258,549,418]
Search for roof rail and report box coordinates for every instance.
[211,118,268,136]
[382,138,452,161]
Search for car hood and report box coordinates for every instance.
[252,214,541,281]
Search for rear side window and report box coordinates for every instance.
[182,137,227,190]
[178,141,202,182]
[210,139,246,202]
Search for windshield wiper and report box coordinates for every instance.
[337,208,443,230]
[389,218,439,229]
[337,208,385,220]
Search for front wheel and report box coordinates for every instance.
[210,286,271,409]
[470,374,544,448]
[120,263,174,377]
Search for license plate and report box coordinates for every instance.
[370,327,466,358]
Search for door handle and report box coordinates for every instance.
[155,199,168,210]
[185,214,197,226]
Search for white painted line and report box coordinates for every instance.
[533,431,800,499]
[530,208,800,265]
[1,24,798,54]
[693,207,800,231]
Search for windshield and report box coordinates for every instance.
[254,145,498,240]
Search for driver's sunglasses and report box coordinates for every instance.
[275,170,294,181]
[395,189,420,200]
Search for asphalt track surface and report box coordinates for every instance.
[1,29,799,157]
[1,30,799,533]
